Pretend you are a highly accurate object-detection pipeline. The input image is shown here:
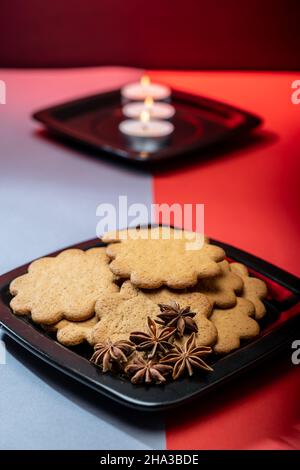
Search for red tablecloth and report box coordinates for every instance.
[150,71,300,450]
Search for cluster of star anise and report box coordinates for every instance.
[90,302,213,385]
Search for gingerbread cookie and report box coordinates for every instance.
[46,317,98,346]
[230,263,268,319]
[10,248,118,325]
[92,281,217,347]
[104,227,225,289]
[211,298,260,354]
[197,260,243,308]
[92,281,161,344]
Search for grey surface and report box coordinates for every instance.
[0,67,165,449]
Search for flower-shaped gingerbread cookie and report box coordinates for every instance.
[10,248,118,325]
[197,260,243,308]
[103,227,225,289]
[211,298,260,354]
[230,263,268,319]
[93,281,217,347]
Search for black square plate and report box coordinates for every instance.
[33,89,262,164]
[0,238,299,411]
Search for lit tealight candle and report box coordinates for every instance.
[123,96,175,120]
[119,109,174,139]
[121,75,171,101]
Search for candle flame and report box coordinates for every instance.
[140,75,151,87]
[144,96,153,108]
[140,109,150,125]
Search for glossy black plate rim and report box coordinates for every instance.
[32,88,262,163]
[0,236,299,411]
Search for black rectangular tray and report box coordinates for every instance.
[33,88,262,164]
[0,238,299,411]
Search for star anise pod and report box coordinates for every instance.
[160,333,213,380]
[156,301,198,337]
[125,355,172,384]
[90,339,135,372]
[130,317,175,359]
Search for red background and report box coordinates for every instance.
[1,0,300,69]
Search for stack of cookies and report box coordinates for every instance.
[9,227,268,385]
